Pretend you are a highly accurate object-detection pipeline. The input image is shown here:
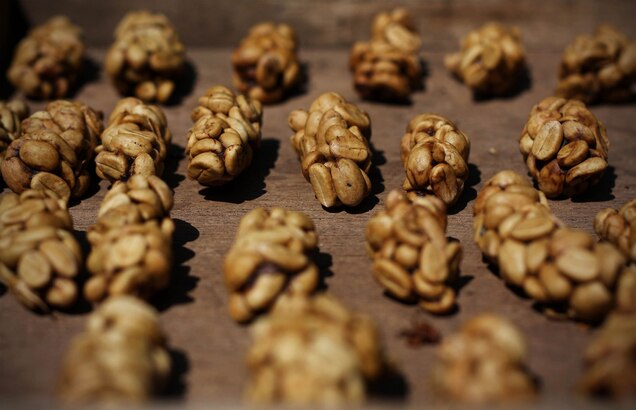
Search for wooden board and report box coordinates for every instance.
[10,0,636,49]
[1,15,636,409]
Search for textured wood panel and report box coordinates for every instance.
[10,0,636,49]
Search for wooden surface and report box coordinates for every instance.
[1,2,636,406]
[1,46,635,407]
[7,0,636,49]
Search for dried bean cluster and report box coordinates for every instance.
[0,99,29,171]
[246,295,387,405]
[366,190,462,314]
[431,314,536,402]
[519,96,609,198]
[349,8,422,101]
[401,113,471,206]
[96,98,171,182]
[289,92,373,208]
[224,207,320,323]
[8,16,84,99]
[595,199,636,265]
[445,22,526,96]
[85,175,174,303]
[0,189,82,312]
[186,85,263,186]
[474,170,630,322]
[59,296,171,403]
[232,23,302,104]
[579,294,636,397]
[105,11,185,103]
[557,25,636,104]
[1,100,103,203]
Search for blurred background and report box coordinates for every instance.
[2,0,634,98]
[3,0,636,50]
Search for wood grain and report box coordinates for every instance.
[8,0,636,49]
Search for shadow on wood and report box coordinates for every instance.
[449,162,481,215]
[164,143,186,191]
[314,250,333,292]
[68,169,105,208]
[166,59,198,106]
[66,55,101,99]
[162,347,190,399]
[571,165,616,203]
[154,218,200,312]
[367,364,410,402]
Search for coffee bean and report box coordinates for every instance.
[474,170,629,323]
[431,314,536,402]
[0,189,81,312]
[232,23,301,104]
[350,9,421,101]
[557,25,635,104]
[402,114,470,206]
[245,294,387,405]
[520,97,608,198]
[8,17,83,99]
[187,87,262,187]
[59,296,172,403]
[289,93,372,208]
[445,23,525,96]
[105,11,184,103]
[224,208,320,323]
[367,190,460,314]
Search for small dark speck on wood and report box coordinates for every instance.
[398,316,441,347]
